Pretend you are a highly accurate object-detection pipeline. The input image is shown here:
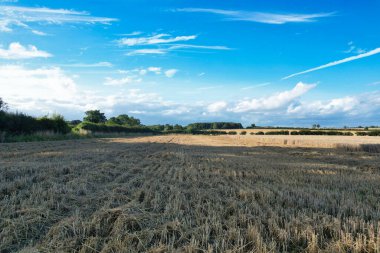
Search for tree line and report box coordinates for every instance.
[1,97,379,142]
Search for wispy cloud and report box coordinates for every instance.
[0,5,117,32]
[368,81,380,86]
[31,30,48,36]
[164,69,178,78]
[120,32,231,56]
[0,42,52,59]
[241,82,270,90]
[283,47,380,79]
[61,62,113,68]
[126,45,231,56]
[169,44,231,51]
[344,41,366,54]
[126,49,167,56]
[177,8,333,24]
[118,33,196,46]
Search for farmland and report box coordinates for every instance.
[1,135,380,252]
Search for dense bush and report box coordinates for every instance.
[356,131,380,136]
[83,110,107,123]
[228,131,237,135]
[255,131,265,135]
[107,114,141,126]
[240,131,247,135]
[187,122,243,130]
[0,111,71,135]
[76,122,156,134]
[265,130,290,135]
[187,130,228,135]
[291,130,354,136]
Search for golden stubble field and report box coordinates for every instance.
[1,135,380,252]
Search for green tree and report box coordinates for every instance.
[164,124,173,131]
[0,97,8,111]
[108,114,141,126]
[83,110,107,123]
[173,124,184,131]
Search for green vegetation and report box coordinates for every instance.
[75,121,156,134]
[83,110,107,123]
[107,114,141,126]
[265,130,290,135]
[0,111,71,142]
[291,130,354,136]
[187,122,243,130]
[356,130,380,136]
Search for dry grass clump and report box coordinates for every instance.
[1,138,380,252]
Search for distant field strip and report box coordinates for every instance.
[113,134,380,149]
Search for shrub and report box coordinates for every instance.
[76,122,156,134]
[265,130,289,135]
[0,111,71,135]
[292,130,354,136]
[187,122,243,130]
[256,131,265,135]
[228,131,237,135]
[240,131,247,135]
[355,131,380,136]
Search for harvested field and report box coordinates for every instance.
[1,136,380,252]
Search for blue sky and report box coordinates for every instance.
[1,0,380,126]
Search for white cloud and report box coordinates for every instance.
[118,33,196,46]
[0,64,173,118]
[287,97,359,116]
[164,69,178,78]
[0,65,77,103]
[283,47,380,79]
[0,5,117,32]
[231,82,316,112]
[207,101,227,113]
[139,69,148,75]
[0,42,52,59]
[148,67,161,74]
[177,8,333,24]
[104,77,141,86]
